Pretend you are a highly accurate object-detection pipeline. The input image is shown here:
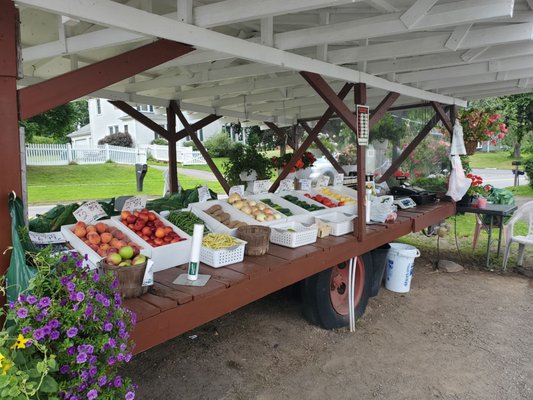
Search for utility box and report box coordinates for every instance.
[135,163,148,192]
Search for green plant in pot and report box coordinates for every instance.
[369,113,406,160]
[223,143,273,186]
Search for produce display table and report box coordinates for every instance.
[124,202,455,354]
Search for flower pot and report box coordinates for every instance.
[465,141,478,155]
[457,193,473,206]
[239,169,257,182]
[295,167,312,179]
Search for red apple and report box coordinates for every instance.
[155,227,166,238]
[126,215,137,224]
[121,210,131,220]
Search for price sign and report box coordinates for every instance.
[29,231,66,245]
[299,179,312,191]
[229,185,245,197]
[198,185,211,202]
[142,259,154,287]
[334,173,344,187]
[316,176,330,188]
[121,195,147,212]
[73,201,107,225]
[252,180,271,194]
[278,179,295,192]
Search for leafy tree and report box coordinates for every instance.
[98,132,134,147]
[204,131,235,157]
[22,100,89,143]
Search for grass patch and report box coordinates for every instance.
[27,164,223,203]
[506,185,533,197]
[469,151,521,170]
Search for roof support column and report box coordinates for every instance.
[166,105,179,194]
[0,0,22,277]
[354,83,366,241]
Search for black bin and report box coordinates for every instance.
[369,244,390,297]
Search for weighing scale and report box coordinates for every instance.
[393,197,417,209]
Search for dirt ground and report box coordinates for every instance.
[124,257,533,400]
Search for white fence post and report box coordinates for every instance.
[105,144,110,161]
[66,143,73,163]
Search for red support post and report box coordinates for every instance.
[19,40,194,120]
[354,83,366,241]
[166,106,179,193]
[0,0,22,278]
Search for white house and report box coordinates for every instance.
[68,98,224,147]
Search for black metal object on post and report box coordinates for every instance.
[512,161,524,186]
[135,163,148,192]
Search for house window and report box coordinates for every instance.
[96,99,101,115]
[108,125,119,134]
[198,129,204,141]
[136,104,154,113]
[186,135,190,141]
[123,124,128,133]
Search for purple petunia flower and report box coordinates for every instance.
[8,301,15,309]
[79,370,89,380]
[72,304,79,312]
[60,254,69,262]
[60,276,69,285]
[38,297,50,309]
[21,326,33,335]
[89,366,97,376]
[75,259,83,268]
[67,282,76,292]
[42,325,51,335]
[50,330,60,340]
[60,299,67,307]
[33,328,45,341]
[125,392,135,400]
[103,322,113,332]
[66,346,76,356]
[87,389,98,400]
[89,355,97,365]
[111,279,119,289]
[93,273,100,283]
[113,376,122,388]
[59,365,70,375]
[66,327,78,338]
[16,307,28,319]
[49,319,60,328]
[125,353,132,362]
[97,376,107,387]
[76,352,87,364]
[34,314,43,322]
[26,295,37,305]
[120,343,127,351]
[107,356,116,366]
[107,338,116,348]
[102,298,110,308]
[84,306,93,318]
[76,292,85,302]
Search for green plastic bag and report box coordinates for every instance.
[6,192,36,302]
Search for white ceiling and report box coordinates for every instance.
[15,0,533,125]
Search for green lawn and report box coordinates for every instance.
[469,151,521,170]
[27,164,223,203]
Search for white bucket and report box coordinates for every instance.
[385,243,421,293]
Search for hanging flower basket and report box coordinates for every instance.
[465,141,478,155]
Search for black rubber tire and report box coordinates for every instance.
[301,252,373,329]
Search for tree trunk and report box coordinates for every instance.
[513,142,521,159]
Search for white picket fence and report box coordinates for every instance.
[26,143,206,166]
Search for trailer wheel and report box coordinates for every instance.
[301,253,372,329]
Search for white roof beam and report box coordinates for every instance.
[177,0,192,23]
[527,0,533,10]
[193,0,362,28]
[18,0,465,106]
[400,0,439,29]
[274,0,515,50]
[260,16,274,47]
[461,47,490,62]
[445,24,472,51]
[364,0,398,12]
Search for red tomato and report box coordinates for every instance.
[338,201,345,206]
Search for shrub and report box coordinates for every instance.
[98,132,134,148]
[204,132,235,157]
[151,138,168,145]
[28,135,63,144]
[182,141,197,150]
[524,157,533,189]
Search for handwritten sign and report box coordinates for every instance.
[316,175,330,188]
[198,185,211,203]
[334,173,344,187]
[73,201,107,225]
[121,195,147,212]
[252,180,271,194]
[229,185,245,197]
[278,179,295,192]
[299,179,312,191]
[29,231,66,245]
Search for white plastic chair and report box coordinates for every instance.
[502,201,533,270]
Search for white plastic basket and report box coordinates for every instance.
[200,239,246,268]
[315,212,355,236]
[269,221,318,248]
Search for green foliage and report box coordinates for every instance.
[309,133,336,154]
[22,101,88,143]
[402,138,450,176]
[182,141,197,150]
[28,135,62,145]
[97,132,134,148]
[223,143,272,186]
[203,132,235,157]
[409,176,448,193]
[151,138,168,145]
[369,113,406,143]
[524,157,533,189]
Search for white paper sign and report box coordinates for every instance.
[198,185,211,202]
[142,259,154,287]
[334,173,344,187]
[278,179,295,192]
[122,195,147,211]
[316,176,330,188]
[73,201,107,225]
[252,180,271,194]
[299,179,312,191]
[229,185,245,197]
[29,231,66,245]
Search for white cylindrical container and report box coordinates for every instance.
[365,189,372,223]
[187,224,204,280]
[385,243,421,293]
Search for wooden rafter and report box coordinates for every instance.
[431,101,453,134]
[170,101,229,193]
[377,113,440,184]
[269,83,352,193]
[369,92,400,129]
[18,39,193,120]
[110,101,170,140]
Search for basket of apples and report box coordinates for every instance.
[103,246,149,299]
